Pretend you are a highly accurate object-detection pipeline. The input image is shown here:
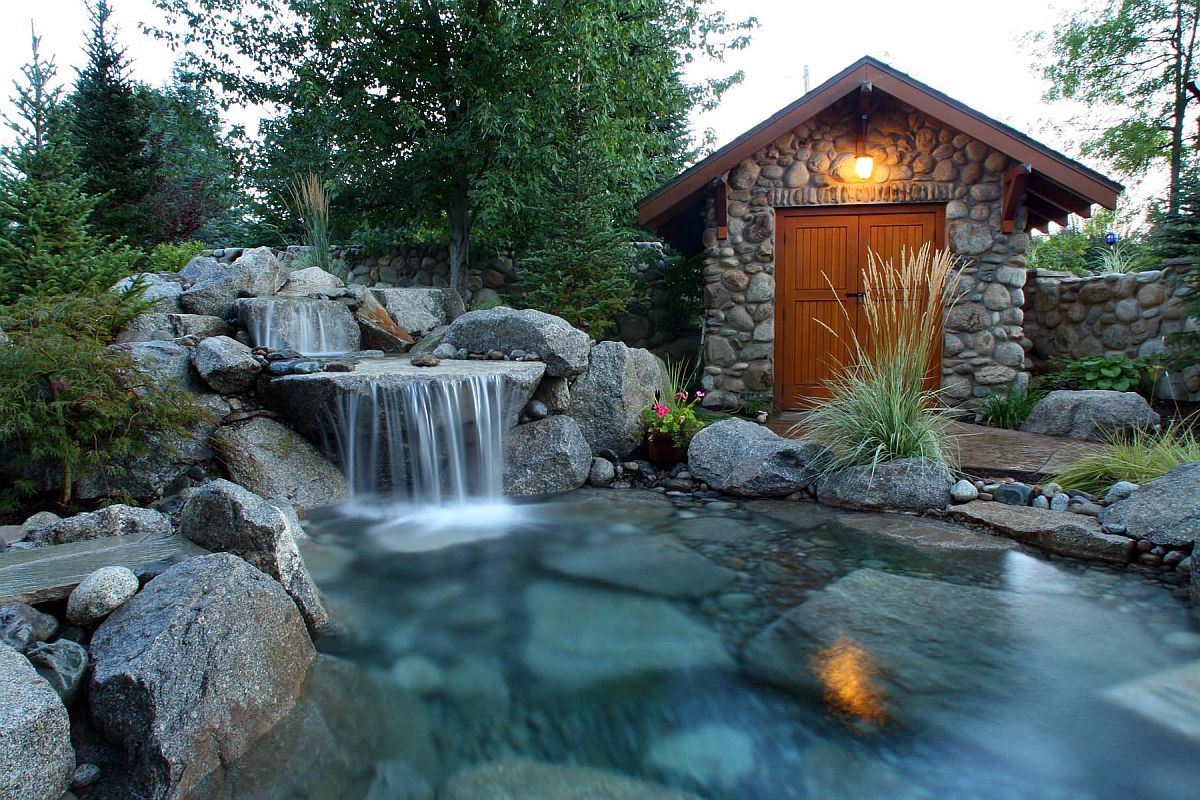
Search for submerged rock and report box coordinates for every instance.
[0,643,75,800]
[521,580,732,688]
[210,417,349,513]
[539,535,736,598]
[1020,390,1160,441]
[646,724,756,791]
[688,419,827,497]
[566,341,664,458]
[817,458,953,511]
[504,416,591,497]
[178,480,329,635]
[1100,461,1200,548]
[88,553,316,800]
[440,758,701,800]
[443,307,591,377]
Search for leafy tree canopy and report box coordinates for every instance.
[148,0,755,290]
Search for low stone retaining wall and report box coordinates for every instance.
[1023,260,1199,400]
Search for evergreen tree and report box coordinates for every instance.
[1150,165,1200,366]
[70,0,158,245]
[0,32,139,303]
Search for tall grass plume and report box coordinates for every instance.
[286,173,334,276]
[795,243,962,472]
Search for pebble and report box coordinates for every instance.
[1041,482,1062,498]
[71,764,101,789]
[1135,539,1154,553]
[950,479,979,503]
[1032,495,1049,509]
[1105,480,1140,504]
[1137,552,1163,567]
[706,500,737,511]
[1050,492,1070,512]
[717,592,757,611]
[1070,501,1104,517]
[389,655,445,695]
[994,482,1033,507]
[1163,631,1200,652]
[410,354,440,367]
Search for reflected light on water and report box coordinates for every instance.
[813,635,888,726]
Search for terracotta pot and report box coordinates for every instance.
[646,433,688,470]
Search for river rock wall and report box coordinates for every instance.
[1023,260,1200,401]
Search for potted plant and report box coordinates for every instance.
[642,388,706,469]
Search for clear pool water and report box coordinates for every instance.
[242,489,1200,799]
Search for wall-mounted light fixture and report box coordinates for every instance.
[855,81,874,180]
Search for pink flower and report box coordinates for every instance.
[674,391,687,400]
[696,391,706,398]
[654,403,670,418]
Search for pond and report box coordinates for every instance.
[262,489,1199,799]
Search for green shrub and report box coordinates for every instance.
[1027,229,1093,274]
[0,289,209,509]
[1051,419,1200,495]
[469,295,504,312]
[798,244,960,471]
[980,387,1046,429]
[149,240,207,273]
[1041,354,1146,392]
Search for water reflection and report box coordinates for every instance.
[813,634,888,726]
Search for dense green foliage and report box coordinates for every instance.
[149,0,754,292]
[69,1,159,246]
[1051,419,1200,494]
[1036,1,1200,209]
[980,387,1046,430]
[0,34,138,303]
[148,240,206,272]
[1042,354,1152,392]
[1026,209,1152,275]
[0,290,208,509]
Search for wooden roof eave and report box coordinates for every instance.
[638,56,1123,235]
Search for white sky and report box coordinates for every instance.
[0,0,1159,210]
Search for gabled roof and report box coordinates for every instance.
[638,55,1123,243]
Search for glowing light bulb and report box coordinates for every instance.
[855,155,874,180]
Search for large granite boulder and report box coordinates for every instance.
[180,248,288,317]
[115,312,233,344]
[88,553,316,800]
[190,335,261,394]
[1100,461,1200,548]
[235,296,361,354]
[112,273,185,313]
[177,256,224,284]
[442,307,591,377]
[440,759,701,800]
[944,501,1134,562]
[566,341,663,458]
[209,417,349,512]
[26,505,173,547]
[1020,390,1160,441]
[504,416,591,496]
[817,458,954,511]
[277,266,345,297]
[178,480,328,634]
[0,644,74,800]
[687,419,827,497]
[127,340,205,394]
[370,288,447,336]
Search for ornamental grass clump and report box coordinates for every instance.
[796,243,961,473]
[286,172,334,275]
[1050,418,1200,496]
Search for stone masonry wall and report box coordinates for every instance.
[699,93,1031,409]
[1024,260,1200,400]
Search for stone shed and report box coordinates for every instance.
[638,56,1123,410]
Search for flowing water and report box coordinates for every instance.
[246,490,1200,800]
[247,298,358,355]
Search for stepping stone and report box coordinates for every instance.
[837,513,1016,552]
[940,501,1134,563]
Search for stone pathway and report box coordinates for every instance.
[769,414,1103,480]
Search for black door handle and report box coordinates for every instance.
[845,292,865,299]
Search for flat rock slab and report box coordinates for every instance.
[836,512,1018,552]
[539,535,737,598]
[939,501,1134,563]
[521,580,733,688]
[1103,659,1200,746]
[0,534,208,605]
[264,356,545,438]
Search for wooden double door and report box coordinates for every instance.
[773,205,945,409]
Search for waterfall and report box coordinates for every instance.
[323,374,508,505]
[248,298,358,356]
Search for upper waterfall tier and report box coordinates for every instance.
[236,297,361,355]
